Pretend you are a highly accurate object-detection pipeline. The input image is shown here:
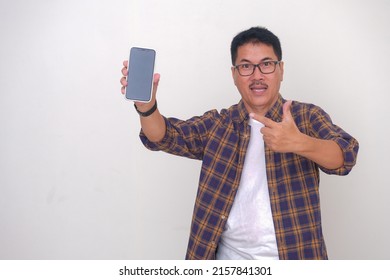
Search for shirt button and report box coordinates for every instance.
[221,215,227,220]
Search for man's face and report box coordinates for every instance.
[232,42,284,115]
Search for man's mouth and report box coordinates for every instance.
[250,82,268,93]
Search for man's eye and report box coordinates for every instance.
[241,64,252,69]
[262,61,271,67]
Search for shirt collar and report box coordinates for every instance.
[234,94,286,124]
[232,99,249,124]
[265,94,286,122]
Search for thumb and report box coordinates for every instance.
[153,73,160,86]
[282,100,293,121]
[151,73,160,96]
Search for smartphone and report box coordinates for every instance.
[125,47,156,103]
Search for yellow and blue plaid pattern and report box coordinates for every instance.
[140,95,359,259]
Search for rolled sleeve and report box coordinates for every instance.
[321,134,359,175]
[139,110,219,160]
[307,105,359,175]
[140,117,176,152]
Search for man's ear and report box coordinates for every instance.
[279,61,284,82]
[231,66,237,86]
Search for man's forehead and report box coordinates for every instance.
[236,43,277,60]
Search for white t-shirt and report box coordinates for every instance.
[216,117,279,260]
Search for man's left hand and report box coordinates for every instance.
[250,100,303,153]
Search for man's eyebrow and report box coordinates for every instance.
[237,59,252,64]
[260,57,275,62]
[238,57,276,64]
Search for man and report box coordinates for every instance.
[120,27,359,260]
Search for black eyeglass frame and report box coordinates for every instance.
[233,60,282,76]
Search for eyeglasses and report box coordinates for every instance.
[234,61,281,76]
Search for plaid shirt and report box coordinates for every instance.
[140,94,359,260]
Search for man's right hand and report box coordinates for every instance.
[120,60,165,142]
[120,60,160,113]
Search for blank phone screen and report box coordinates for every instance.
[125,47,156,102]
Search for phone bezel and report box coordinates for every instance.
[125,47,156,103]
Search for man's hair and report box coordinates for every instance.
[230,27,282,65]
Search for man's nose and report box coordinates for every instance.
[252,65,264,79]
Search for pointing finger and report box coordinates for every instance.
[250,113,276,128]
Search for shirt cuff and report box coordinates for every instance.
[139,117,175,152]
[320,136,359,175]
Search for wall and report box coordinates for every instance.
[0,0,389,259]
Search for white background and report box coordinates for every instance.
[0,0,389,259]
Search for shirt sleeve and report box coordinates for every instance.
[307,105,359,175]
[139,109,220,160]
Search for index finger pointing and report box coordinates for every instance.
[249,113,276,128]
